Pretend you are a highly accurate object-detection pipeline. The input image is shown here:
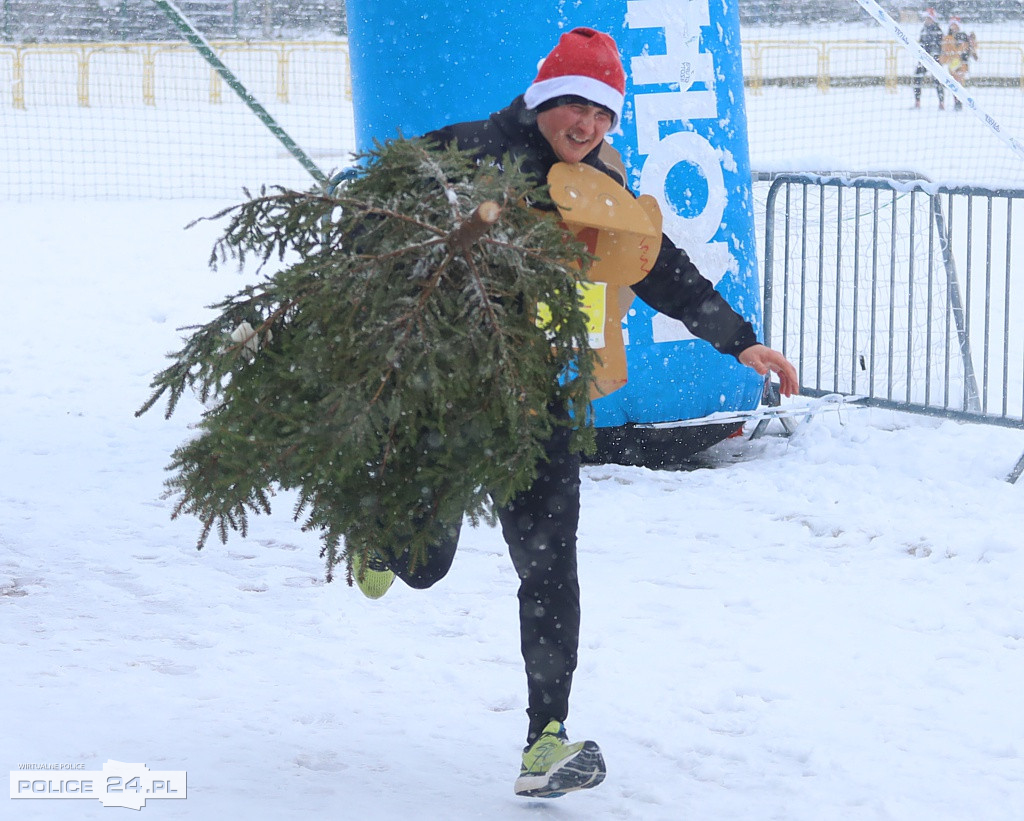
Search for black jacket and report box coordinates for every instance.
[426,96,758,360]
[920,20,943,59]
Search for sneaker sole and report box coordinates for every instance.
[514,741,606,798]
[355,570,395,599]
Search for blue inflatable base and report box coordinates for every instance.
[591,339,765,428]
[584,420,744,469]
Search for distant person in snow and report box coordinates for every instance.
[350,26,798,800]
[941,16,978,111]
[914,7,946,109]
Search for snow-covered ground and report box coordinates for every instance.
[4,199,1024,820]
[5,7,1024,818]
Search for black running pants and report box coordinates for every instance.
[389,422,582,746]
[913,63,944,104]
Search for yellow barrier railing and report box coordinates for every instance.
[744,40,828,94]
[0,40,351,109]
[2,38,1020,109]
[744,39,1024,95]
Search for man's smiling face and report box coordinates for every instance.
[536,102,614,164]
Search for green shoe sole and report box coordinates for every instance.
[351,551,396,599]
[514,740,606,798]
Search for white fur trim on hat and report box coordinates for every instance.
[523,75,624,124]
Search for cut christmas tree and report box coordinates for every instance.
[137,138,596,582]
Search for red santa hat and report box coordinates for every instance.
[922,7,938,22]
[523,27,626,125]
[948,15,961,27]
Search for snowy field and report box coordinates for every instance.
[4,196,1024,820]
[746,84,1024,188]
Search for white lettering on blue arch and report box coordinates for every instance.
[626,0,735,344]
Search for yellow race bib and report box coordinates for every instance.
[537,281,608,350]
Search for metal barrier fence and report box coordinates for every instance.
[761,173,1024,441]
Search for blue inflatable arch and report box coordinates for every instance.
[344,0,765,461]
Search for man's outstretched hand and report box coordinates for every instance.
[738,344,799,397]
